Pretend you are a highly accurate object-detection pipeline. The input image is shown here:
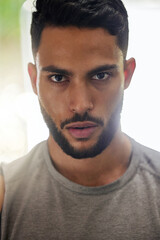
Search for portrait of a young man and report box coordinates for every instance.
[0,0,160,239]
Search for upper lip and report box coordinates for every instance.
[65,121,98,129]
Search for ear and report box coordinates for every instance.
[28,63,38,95]
[124,58,136,90]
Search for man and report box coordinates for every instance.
[0,0,160,239]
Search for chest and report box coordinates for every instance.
[1,178,160,240]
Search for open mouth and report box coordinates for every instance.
[66,122,98,139]
[73,126,93,129]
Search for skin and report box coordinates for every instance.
[28,26,136,187]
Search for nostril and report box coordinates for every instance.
[70,103,94,114]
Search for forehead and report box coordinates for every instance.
[37,26,123,67]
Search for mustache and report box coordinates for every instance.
[60,112,104,129]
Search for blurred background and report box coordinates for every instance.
[0,0,160,163]
[0,0,27,162]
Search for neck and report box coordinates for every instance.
[48,130,132,187]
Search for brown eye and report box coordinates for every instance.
[50,74,66,82]
[92,72,110,81]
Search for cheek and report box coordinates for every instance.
[98,80,124,120]
[38,81,67,123]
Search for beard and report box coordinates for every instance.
[40,97,123,159]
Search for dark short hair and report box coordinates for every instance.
[31,0,129,59]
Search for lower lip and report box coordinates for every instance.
[67,126,97,139]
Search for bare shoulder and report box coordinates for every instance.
[0,175,4,211]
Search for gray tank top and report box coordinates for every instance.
[1,138,160,240]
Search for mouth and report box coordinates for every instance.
[65,121,98,139]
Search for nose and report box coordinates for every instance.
[68,82,94,115]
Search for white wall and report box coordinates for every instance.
[122,4,160,150]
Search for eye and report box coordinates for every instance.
[49,74,67,83]
[92,72,111,81]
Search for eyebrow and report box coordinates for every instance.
[41,64,118,77]
[86,64,118,77]
[41,65,73,76]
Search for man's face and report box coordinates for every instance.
[29,27,135,159]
